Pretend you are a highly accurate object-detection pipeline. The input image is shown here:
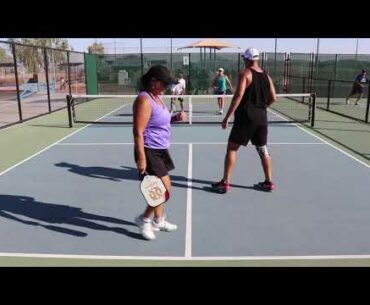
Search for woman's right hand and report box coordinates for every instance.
[137,159,147,175]
[222,116,230,129]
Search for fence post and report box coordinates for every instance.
[188,53,191,93]
[12,43,22,121]
[237,53,240,72]
[140,38,144,77]
[170,38,173,71]
[67,51,72,95]
[308,53,315,93]
[66,95,73,128]
[83,53,88,95]
[43,48,51,112]
[333,54,338,80]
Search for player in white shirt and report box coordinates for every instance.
[170,73,186,112]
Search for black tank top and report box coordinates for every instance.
[240,68,271,109]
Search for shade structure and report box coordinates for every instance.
[178,39,238,51]
[178,39,240,68]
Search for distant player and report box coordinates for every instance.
[60,77,66,90]
[212,68,233,114]
[170,73,186,112]
[346,69,369,105]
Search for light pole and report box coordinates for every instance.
[140,38,143,77]
[315,38,320,79]
[170,38,173,70]
[274,38,277,79]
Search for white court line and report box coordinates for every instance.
[185,144,193,258]
[0,104,130,177]
[268,108,370,169]
[0,125,92,177]
[57,142,326,146]
[1,252,370,261]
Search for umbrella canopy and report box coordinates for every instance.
[178,39,239,51]
[178,39,240,68]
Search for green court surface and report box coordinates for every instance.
[301,103,370,165]
[0,109,85,173]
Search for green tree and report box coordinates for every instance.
[0,47,13,63]
[7,38,70,75]
[88,42,105,54]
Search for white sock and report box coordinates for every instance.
[153,215,165,224]
[142,215,152,223]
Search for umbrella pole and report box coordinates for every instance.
[204,48,206,67]
[199,48,202,67]
[214,49,216,71]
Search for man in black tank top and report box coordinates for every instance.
[211,47,277,193]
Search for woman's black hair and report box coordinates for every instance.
[140,65,176,91]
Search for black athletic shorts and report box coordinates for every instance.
[134,147,175,179]
[350,83,364,95]
[228,103,268,147]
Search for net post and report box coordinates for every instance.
[326,79,331,111]
[66,94,73,128]
[189,96,192,125]
[310,93,316,127]
[365,84,370,123]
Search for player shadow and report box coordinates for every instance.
[0,194,144,240]
[116,113,132,117]
[315,127,370,133]
[28,124,70,129]
[55,162,258,192]
[55,162,213,191]
[55,162,138,182]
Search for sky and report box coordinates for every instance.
[66,38,370,55]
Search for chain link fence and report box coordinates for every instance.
[1,39,370,128]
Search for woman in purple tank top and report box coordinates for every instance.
[133,65,187,240]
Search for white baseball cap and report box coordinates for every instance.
[242,47,259,61]
[218,67,224,72]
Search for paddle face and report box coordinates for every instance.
[140,174,167,207]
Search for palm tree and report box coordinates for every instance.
[88,42,105,54]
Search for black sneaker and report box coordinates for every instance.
[211,180,231,194]
[254,181,275,192]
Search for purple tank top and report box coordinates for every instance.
[139,91,171,149]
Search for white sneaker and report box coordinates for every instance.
[152,218,178,232]
[219,110,223,114]
[135,215,156,240]
[346,100,349,105]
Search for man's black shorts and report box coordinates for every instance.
[134,147,175,179]
[228,103,268,147]
[350,83,364,95]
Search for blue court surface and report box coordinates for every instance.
[0,112,369,262]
